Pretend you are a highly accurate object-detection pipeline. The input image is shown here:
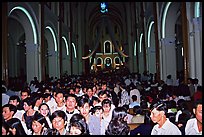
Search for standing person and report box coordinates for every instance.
[50,90,66,114]
[77,97,101,135]
[166,75,173,86]
[185,99,202,135]
[129,95,140,108]
[119,84,130,107]
[129,84,141,104]
[105,107,130,135]
[150,101,181,135]
[64,94,79,127]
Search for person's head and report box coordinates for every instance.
[6,118,26,135]
[105,119,130,135]
[132,95,137,102]
[98,90,108,102]
[111,107,128,122]
[32,113,49,135]
[133,105,142,115]
[150,101,167,124]
[77,97,90,118]
[193,99,202,124]
[38,103,51,117]
[55,90,65,105]
[68,120,89,135]
[167,75,171,79]
[8,95,20,107]
[87,87,94,98]
[23,97,35,111]
[2,104,17,121]
[43,93,51,102]
[32,92,43,107]
[69,114,89,135]
[102,99,111,113]
[92,96,100,106]
[70,113,86,124]
[65,94,77,112]
[20,89,30,100]
[101,82,107,91]
[51,110,67,133]
[69,87,75,94]
[91,106,103,119]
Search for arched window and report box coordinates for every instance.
[104,40,112,54]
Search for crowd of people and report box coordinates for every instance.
[2,68,202,135]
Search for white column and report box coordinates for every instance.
[193,17,202,84]
[26,43,39,83]
[186,3,196,79]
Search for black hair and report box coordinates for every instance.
[102,98,111,107]
[9,95,21,103]
[90,106,103,115]
[77,97,89,108]
[69,113,90,135]
[2,104,17,116]
[32,113,50,134]
[111,107,127,122]
[193,99,202,109]
[6,118,26,135]
[105,119,130,135]
[51,110,67,122]
[65,93,77,101]
[22,97,35,109]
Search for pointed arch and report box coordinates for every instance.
[9,6,37,44]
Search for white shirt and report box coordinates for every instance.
[185,118,202,135]
[2,93,9,106]
[13,109,25,121]
[65,109,80,131]
[151,118,181,135]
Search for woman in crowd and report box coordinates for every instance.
[22,97,38,130]
[77,97,101,135]
[38,103,52,128]
[105,107,130,135]
[31,113,49,135]
[6,118,27,135]
[68,113,90,135]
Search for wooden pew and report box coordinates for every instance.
[128,123,142,130]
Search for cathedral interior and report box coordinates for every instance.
[2,2,202,85]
